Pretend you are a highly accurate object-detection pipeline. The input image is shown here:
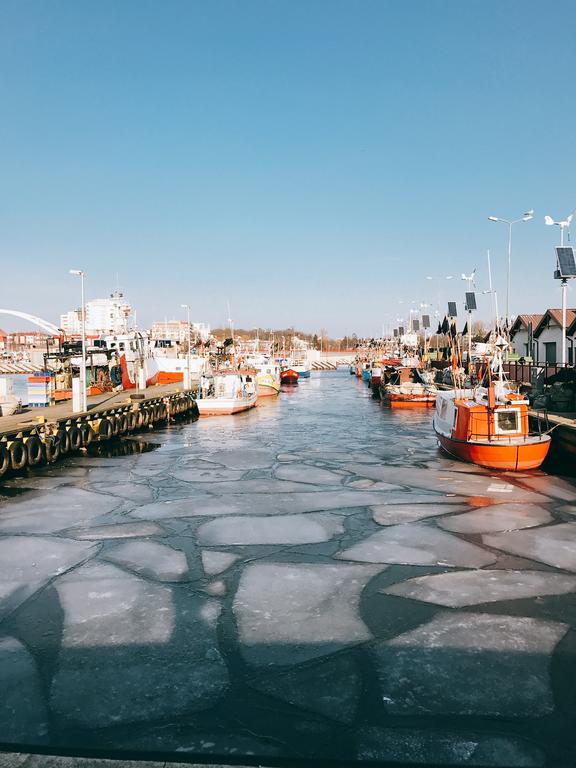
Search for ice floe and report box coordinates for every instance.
[439,503,552,534]
[372,503,469,526]
[484,523,576,571]
[102,540,190,581]
[197,513,344,546]
[68,521,165,540]
[203,448,275,469]
[274,463,348,485]
[170,467,246,483]
[201,550,241,575]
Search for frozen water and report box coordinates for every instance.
[0,488,120,534]
[337,524,496,567]
[484,523,576,571]
[345,465,550,503]
[68,521,166,540]
[193,478,336,494]
[370,492,469,505]
[372,612,567,716]
[250,653,360,723]
[515,475,576,502]
[197,513,344,545]
[205,580,227,596]
[103,540,190,581]
[439,503,552,534]
[357,727,544,766]
[383,569,576,607]
[116,725,281,756]
[201,550,241,575]
[274,463,348,485]
[170,467,245,483]
[203,448,274,469]
[234,562,384,666]
[88,482,155,504]
[0,637,48,744]
[50,561,229,727]
[372,503,469,526]
[0,536,97,621]
[0,476,74,490]
[133,490,396,519]
[276,453,302,462]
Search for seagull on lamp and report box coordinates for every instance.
[544,210,575,245]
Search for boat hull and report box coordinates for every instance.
[257,381,280,397]
[434,428,551,471]
[383,394,436,408]
[197,395,257,416]
[280,369,299,384]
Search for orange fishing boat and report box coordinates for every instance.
[280,367,299,384]
[381,366,437,408]
[433,376,550,471]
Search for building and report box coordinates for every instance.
[0,328,7,351]
[60,291,132,336]
[533,308,576,364]
[3,331,56,351]
[151,320,211,343]
[509,314,544,359]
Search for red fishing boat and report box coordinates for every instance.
[280,367,299,384]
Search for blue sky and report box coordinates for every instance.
[1,0,575,336]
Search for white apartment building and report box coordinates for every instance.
[151,320,211,343]
[60,292,132,335]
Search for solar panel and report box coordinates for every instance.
[448,301,457,317]
[393,328,398,337]
[422,314,430,328]
[412,319,420,331]
[465,292,477,311]
[556,247,576,278]
[398,326,405,335]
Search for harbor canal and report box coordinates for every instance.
[1,370,576,766]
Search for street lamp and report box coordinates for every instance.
[426,275,454,314]
[69,269,87,412]
[180,303,192,389]
[488,210,533,325]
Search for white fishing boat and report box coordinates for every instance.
[253,360,281,397]
[293,359,311,378]
[196,370,257,416]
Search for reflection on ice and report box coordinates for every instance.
[0,637,48,744]
[372,503,469,526]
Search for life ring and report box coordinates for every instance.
[57,429,71,455]
[9,440,27,471]
[97,418,112,439]
[67,425,82,451]
[0,443,10,478]
[79,422,94,446]
[43,436,61,464]
[26,436,43,466]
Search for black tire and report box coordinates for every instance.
[141,409,150,427]
[118,413,129,434]
[0,443,10,478]
[97,418,112,439]
[79,422,94,446]
[9,441,27,471]
[26,436,43,466]
[43,437,61,463]
[57,429,71,455]
[109,415,120,437]
[68,425,82,451]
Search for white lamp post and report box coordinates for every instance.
[426,275,454,314]
[180,303,192,389]
[69,269,87,412]
[488,210,533,325]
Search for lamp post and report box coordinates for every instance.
[69,269,87,412]
[425,275,454,315]
[488,210,533,326]
[180,303,191,389]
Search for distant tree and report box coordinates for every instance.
[312,334,319,349]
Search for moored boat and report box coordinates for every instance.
[280,367,299,384]
[196,370,257,416]
[381,365,437,408]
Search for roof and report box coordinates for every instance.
[509,314,544,339]
[533,308,576,338]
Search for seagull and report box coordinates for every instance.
[544,210,575,243]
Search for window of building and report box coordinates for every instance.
[544,342,557,364]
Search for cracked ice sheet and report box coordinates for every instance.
[197,513,344,545]
[357,727,544,767]
[372,503,470,526]
[102,540,190,581]
[50,561,229,728]
[345,465,550,503]
[274,463,349,485]
[132,490,397,519]
[336,524,496,567]
[202,448,275,469]
[66,521,166,540]
[189,478,343,495]
[234,562,385,666]
[0,488,121,534]
[0,637,49,744]
[372,612,568,717]
[439,503,552,534]
[0,536,97,621]
[383,569,576,607]
[201,550,240,575]
[170,467,246,483]
[87,482,155,504]
[484,523,576,571]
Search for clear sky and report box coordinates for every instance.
[1,0,575,336]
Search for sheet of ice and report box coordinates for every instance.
[274,463,348,485]
[0,637,49,744]
[103,540,190,581]
[336,524,496,567]
[201,550,241,575]
[515,475,576,502]
[250,654,360,723]
[203,448,275,469]
[197,513,344,546]
[88,482,155,504]
[0,488,120,534]
[439,503,551,534]
[234,562,384,666]
[133,490,395,519]
[170,467,246,483]
[116,725,281,756]
[191,478,338,494]
[372,612,567,716]
[383,569,576,607]
[50,561,228,727]
[0,536,97,621]
[67,522,166,540]
[484,523,576,571]
[345,465,550,503]
[357,727,544,766]
[372,503,469,526]
[276,453,302,462]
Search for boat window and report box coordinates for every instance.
[496,409,519,433]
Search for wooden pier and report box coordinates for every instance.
[0,383,198,478]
